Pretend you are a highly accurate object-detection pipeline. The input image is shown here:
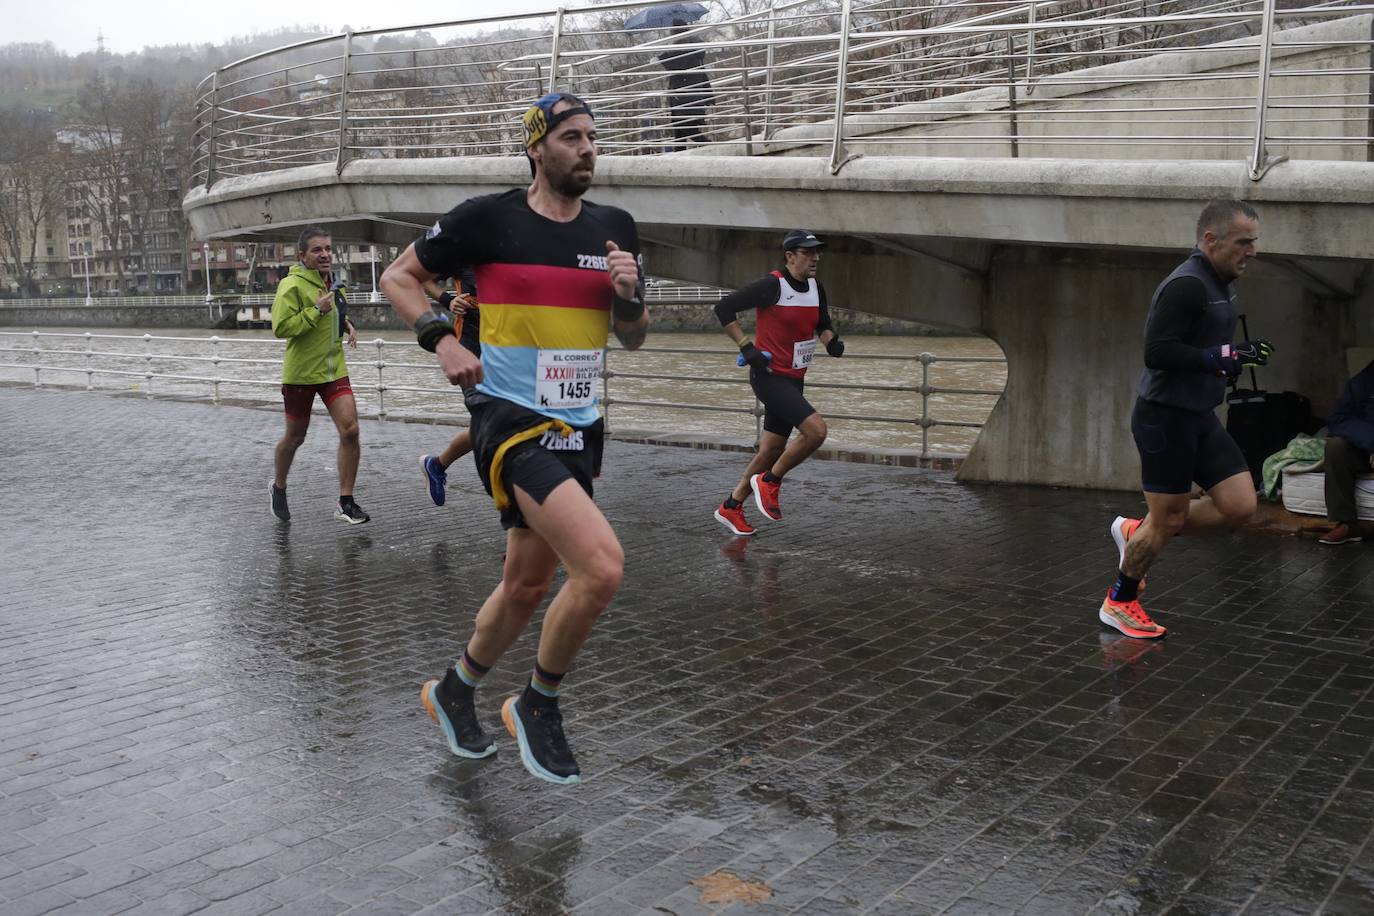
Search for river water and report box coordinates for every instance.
[0,327,1006,454]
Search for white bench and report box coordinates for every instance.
[1281,463,1374,521]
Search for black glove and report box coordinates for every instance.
[825,337,845,358]
[739,340,771,372]
[1233,338,1273,367]
[1203,339,1273,378]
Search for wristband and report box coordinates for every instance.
[437,291,455,309]
[612,295,644,322]
[414,310,456,352]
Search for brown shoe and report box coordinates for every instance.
[1319,522,1363,546]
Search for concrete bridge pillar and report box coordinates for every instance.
[960,246,1354,491]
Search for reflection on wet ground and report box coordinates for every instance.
[2,386,1372,915]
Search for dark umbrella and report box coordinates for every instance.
[624,2,708,31]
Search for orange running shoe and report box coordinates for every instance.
[750,474,782,521]
[714,501,756,537]
[1099,592,1167,640]
[1110,515,1146,595]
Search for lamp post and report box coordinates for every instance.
[369,245,379,303]
[202,242,212,306]
[82,250,92,306]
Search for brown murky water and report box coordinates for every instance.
[0,328,1006,454]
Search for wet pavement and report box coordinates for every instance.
[2,385,1374,916]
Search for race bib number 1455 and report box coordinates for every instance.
[536,349,603,409]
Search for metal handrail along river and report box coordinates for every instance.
[0,330,1006,460]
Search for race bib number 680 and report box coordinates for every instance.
[536,348,603,409]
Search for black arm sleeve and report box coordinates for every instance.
[1143,277,1212,372]
[413,196,496,280]
[815,281,833,335]
[714,276,780,326]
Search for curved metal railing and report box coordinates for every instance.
[189,0,1374,187]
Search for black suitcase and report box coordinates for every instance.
[1226,389,1312,488]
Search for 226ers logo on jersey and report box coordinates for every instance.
[539,428,584,451]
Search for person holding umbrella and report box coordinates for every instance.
[625,4,713,150]
[660,19,713,148]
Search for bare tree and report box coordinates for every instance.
[70,74,136,290]
[0,108,65,296]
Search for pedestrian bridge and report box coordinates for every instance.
[184,0,1374,490]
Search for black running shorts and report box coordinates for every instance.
[750,369,817,437]
[468,394,604,530]
[1131,397,1249,494]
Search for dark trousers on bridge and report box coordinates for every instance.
[1325,435,1370,524]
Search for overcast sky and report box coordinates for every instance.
[9,0,573,55]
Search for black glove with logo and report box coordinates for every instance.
[1233,338,1273,367]
[1203,339,1273,378]
[825,337,845,358]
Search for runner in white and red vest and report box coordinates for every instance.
[712,229,845,536]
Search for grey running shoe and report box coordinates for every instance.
[270,482,290,522]
[334,498,370,524]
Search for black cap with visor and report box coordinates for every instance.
[782,229,825,251]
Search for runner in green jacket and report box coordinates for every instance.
[269,227,369,524]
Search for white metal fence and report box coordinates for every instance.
[190,0,1374,184]
[0,285,727,309]
[0,330,1004,459]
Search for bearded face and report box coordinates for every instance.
[533,112,596,199]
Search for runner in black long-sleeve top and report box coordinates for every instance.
[712,229,845,536]
[1101,199,1274,639]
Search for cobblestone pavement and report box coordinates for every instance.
[2,385,1374,916]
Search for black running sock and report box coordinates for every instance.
[762,472,781,485]
[522,663,564,708]
[339,494,356,507]
[1110,570,1140,603]
[723,496,742,509]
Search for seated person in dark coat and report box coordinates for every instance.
[1320,359,1374,545]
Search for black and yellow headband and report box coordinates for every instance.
[522,92,595,149]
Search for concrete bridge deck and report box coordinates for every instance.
[2,386,1373,915]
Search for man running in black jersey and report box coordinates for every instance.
[1101,199,1274,638]
[381,92,648,785]
[419,268,480,506]
[713,229,845,536]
